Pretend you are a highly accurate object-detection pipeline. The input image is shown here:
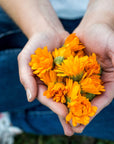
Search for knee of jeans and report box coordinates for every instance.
[0,8,27,50]
[0,49,39,112]
[10,108,64,135]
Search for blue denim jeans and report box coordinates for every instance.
[0,7,114,140]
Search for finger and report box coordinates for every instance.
[72,124,84,134]
[68,116,84,133]
[60,31,69,44]
[91,82,114,115]
[38,85,74,135]
[18,50,38,102]
[58,116,74,136]
[38,85,69,117]
[72,82,114,133]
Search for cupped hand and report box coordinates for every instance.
[72,0,114,133]
[17,29,74,136]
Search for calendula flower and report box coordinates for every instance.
[52,47,71,58]
[75,50,85,57]
[66,78,81,101]
[29,46,53,77]
[66,96,97,126]
[52,47,71,65]
[40,70,57,85]
[85,53,101,76]
[63,33,85,52]
[29,33,105,127]
[55,55,88,81]
[80,75,105,94]
[43,82,68,103]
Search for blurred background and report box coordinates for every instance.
[0,112,114,144]
[15,133,114,144]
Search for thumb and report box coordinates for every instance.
[60,31,69,45]
[18,50,38,102]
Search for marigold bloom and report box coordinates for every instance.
[29,33,105,128]
[52,47,72,65]
[43,82,68,103]
[55,55,88,81]
[52,47,72,59]
[29,46,53,77]
[85,53,101,76]
[40,70,57,85]
[66,79,81,101]
[75,50,85,57]
[64,33,85,52]
[66,96,97,126]
[80,75,105,94]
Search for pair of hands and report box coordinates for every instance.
[18,0,114,136]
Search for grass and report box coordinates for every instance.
[14,133,114,144]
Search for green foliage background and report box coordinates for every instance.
[14,133,114,144]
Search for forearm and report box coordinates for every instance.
[87,0,114,24]
[0,0,64,38]
[74,0,114,34]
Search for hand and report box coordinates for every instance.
[72,0,114,133]
[18,30,74,136]
[0,0,74,136]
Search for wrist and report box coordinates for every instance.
[80,0,114,28]
[29,28,69,50]
[88,0,114,17]
[27,16,65,40]
[0,0,65,39]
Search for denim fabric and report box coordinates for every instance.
[0,7,114,140]
[0,49,40,112]
[0,8,27,50]
[10,107,64,135]
[10,100,114,140]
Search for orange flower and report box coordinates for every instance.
[40,70,64,85]
[55,55,88,81]
[29,46,53,77]
[52,47,72,65]
[52,47,72,59]
[85,53,101,76]
[80,75,105,94]
[75,50,85,57]
[43,82,68,103]
[40,70,57,86]
[66,96,97,126]
[63,33,85,52]
[66,79,81,101]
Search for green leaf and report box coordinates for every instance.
[66,97,71,104]
[85,93,96,101]
[70,72,83,82]
[54,56,64,65]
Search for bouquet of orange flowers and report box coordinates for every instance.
[29,33,105,127]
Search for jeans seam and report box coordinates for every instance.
[0,48,21,55]
[0,102,39,113]
[10,111,54,119]
[27,111,54,116]
[0,29,21,39]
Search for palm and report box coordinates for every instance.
[77,23,114,117]
[20,31,68,98]
[69,22,114,134]
[18,31,73,136]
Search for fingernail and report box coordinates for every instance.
[26,89,32,102]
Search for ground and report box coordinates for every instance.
[14,133,114,144]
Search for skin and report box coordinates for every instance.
[72,0,114,133]
[0,0,114,136]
